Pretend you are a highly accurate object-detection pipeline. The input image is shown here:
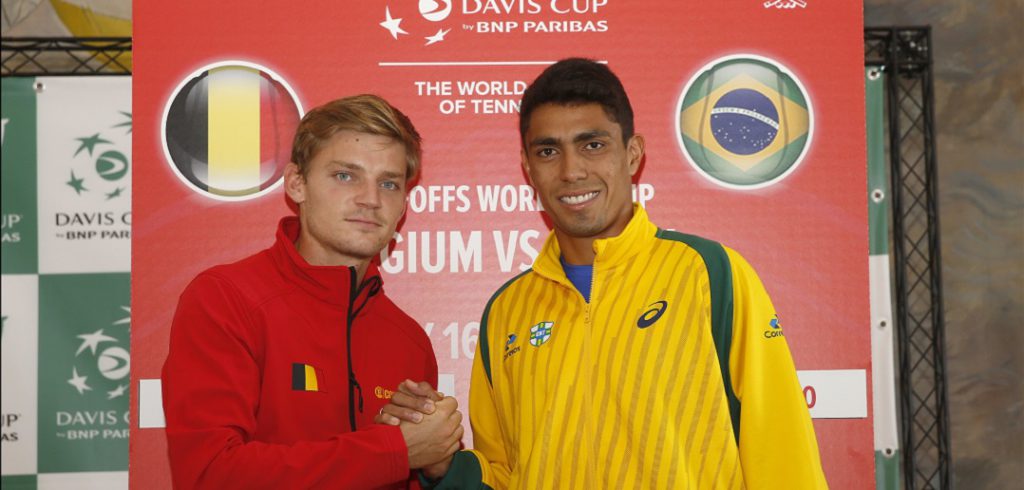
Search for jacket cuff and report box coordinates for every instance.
[418,451,485,489]
[378,423,411,482]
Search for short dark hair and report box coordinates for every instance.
[518,58,634,146]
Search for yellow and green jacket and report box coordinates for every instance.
[434,206,827,489]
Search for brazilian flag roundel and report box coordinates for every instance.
[161,61,303,200]
[676,55,813,189]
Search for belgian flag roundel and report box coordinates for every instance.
[676,55,813,189]
[162,61,303,200]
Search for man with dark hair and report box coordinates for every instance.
[381,59,827,489]
[517,57,635,145]
[162,94,462,489]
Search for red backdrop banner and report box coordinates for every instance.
[132,1,871,487]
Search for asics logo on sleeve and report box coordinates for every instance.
[637,301,668,329]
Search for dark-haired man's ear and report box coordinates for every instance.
[520,148,535,187]
[627,134,645,177]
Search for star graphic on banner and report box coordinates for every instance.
[106,187,125,200]
[113,306,130,326]
[113,111,132,134]
[75,328,117,356]
[380,6,408,40]
[66,170,88,195]
[74,133,112,157]
[107,384,128,399]
[425,28,450,46]
[68,367,92,395]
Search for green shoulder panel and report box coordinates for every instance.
[655,229,741,443]
[479,269,532,385]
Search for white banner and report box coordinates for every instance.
[799,369,869,419]
[1,274,39,475]
[36,77,132,275]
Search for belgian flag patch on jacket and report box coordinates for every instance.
[292,363,325,392]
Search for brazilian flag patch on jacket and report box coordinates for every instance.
[292,363,325,392]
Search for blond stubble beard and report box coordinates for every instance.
[306,218,393,263]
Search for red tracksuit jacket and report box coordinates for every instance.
[162,217,438,489]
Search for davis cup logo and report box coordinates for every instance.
[161,61,303,201]
[67,306,131,400]
[380,3,453,45]
[419,0,452,21]
[67,112,132,200]
[676,55,813,189]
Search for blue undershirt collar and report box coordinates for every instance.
[560,255,593,303]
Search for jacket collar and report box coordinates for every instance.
[270,216,383,309]
[532,204,658,285]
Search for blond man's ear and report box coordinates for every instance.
[283,163,306,205]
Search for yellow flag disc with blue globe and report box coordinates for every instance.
[676,55,813,189]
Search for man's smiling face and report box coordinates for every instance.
[521,102,643,243]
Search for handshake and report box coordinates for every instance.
[374,380,464,479]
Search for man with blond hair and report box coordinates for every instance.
[162,95,462,489]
